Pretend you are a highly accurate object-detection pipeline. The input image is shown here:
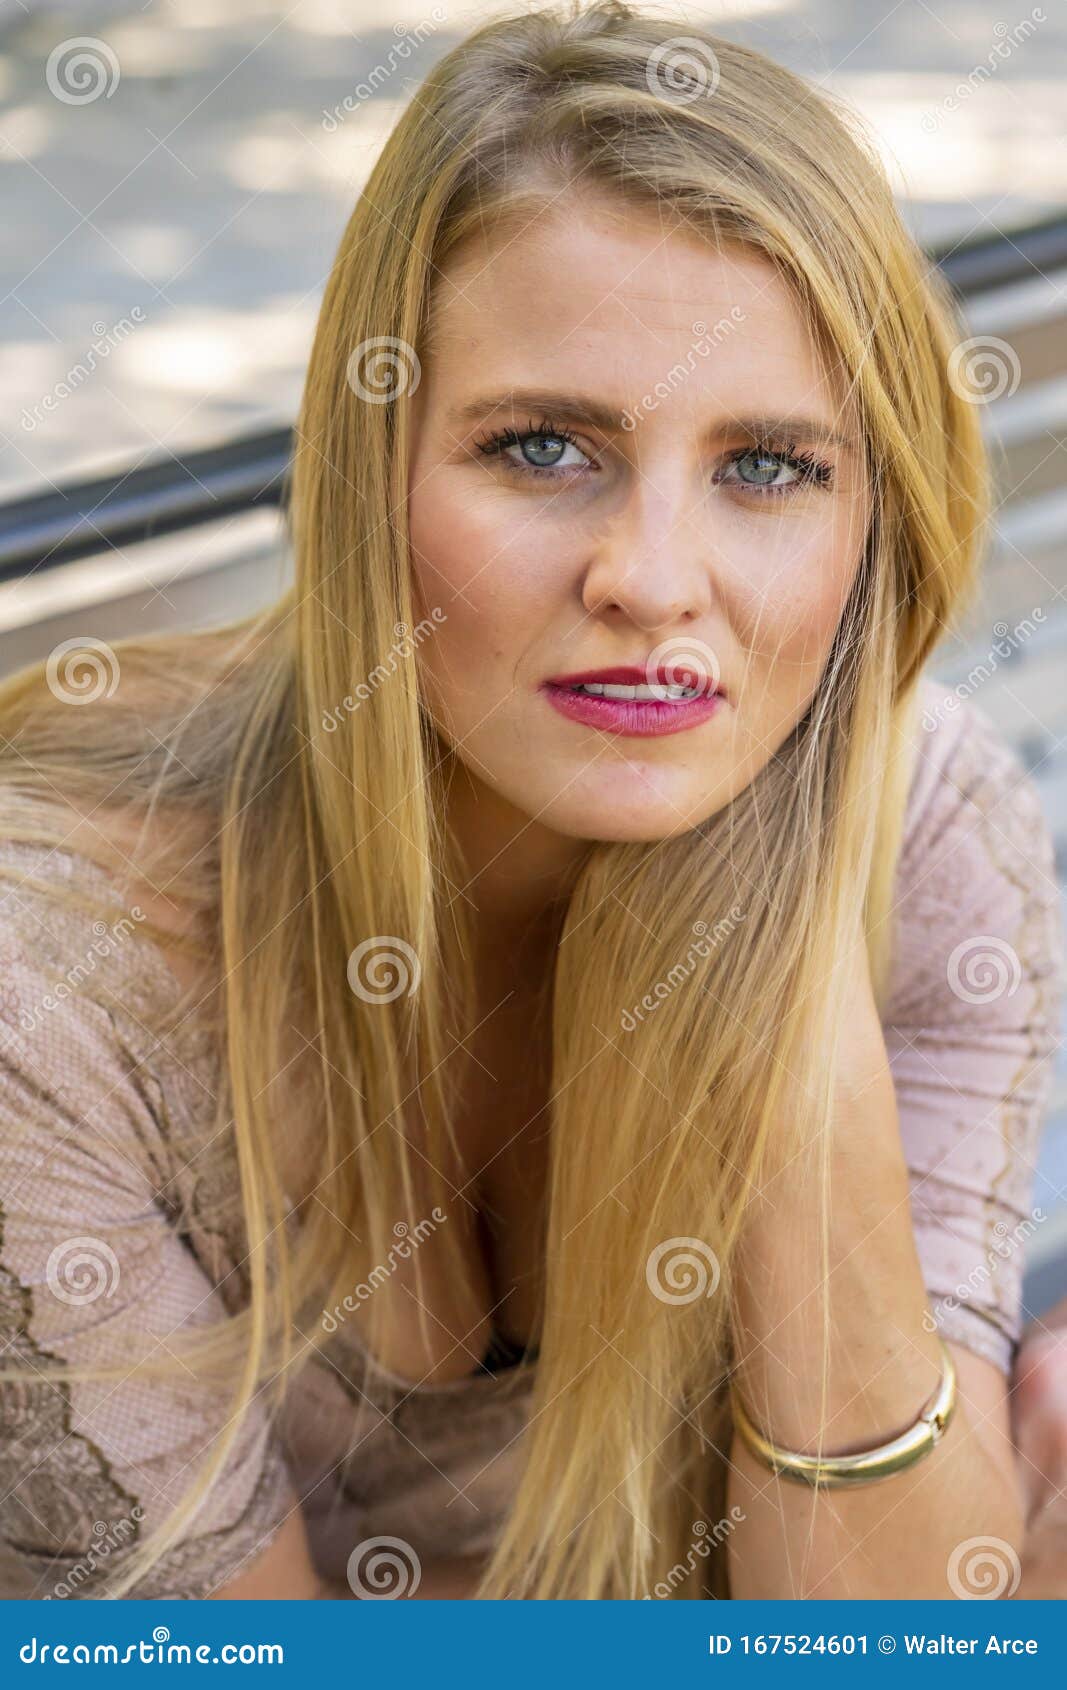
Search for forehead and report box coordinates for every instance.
[423,196,843,422]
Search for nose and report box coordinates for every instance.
[580,477,714,631]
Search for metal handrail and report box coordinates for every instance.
[935,209,1067,296]
[2,212,1066,582]
[0,427,293,583]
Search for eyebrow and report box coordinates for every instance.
[448,389,859,450]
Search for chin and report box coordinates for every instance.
[527,779,726,845]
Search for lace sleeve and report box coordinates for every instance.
[883,694,1065,1375]
[0,907,298,1599]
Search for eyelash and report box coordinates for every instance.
[472,414,836,498]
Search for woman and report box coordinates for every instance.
[0,0,1064,1601]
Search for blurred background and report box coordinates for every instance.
[2,0,1065,1309]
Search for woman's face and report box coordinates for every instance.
[407,194,871,843]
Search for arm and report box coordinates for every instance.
[726,704,1063,1598]
[726,966,1024,1598]
[1010,1292,1067,1598]
[0,913,296,1600]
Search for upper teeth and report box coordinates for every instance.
[569,682,704,700]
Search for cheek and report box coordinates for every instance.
[410,474,547,613]
[722,515,862,676]
[408,479,558,715]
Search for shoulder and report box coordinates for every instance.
[900,674,1058,886]
[0,813,220,1187]
[0,818,296,1599]
[883,679,1064,1373]
[884,674,1064,1032]
[0,793,215,1006]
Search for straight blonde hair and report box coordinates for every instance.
[0,0,988,1599]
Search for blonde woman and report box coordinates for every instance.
[0,1,1064,1602]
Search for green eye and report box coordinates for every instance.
[475,415,594,480]
[518,433,572,468]
[734,449,791,486]
[721,445,834,496]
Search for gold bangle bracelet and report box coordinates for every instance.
[730,1337,957,1489]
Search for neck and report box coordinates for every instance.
[442,762,590,968]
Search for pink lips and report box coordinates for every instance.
[540,665,725,739]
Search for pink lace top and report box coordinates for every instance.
[0,675,1063,1598]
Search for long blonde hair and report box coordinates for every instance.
[0,0,988,1599]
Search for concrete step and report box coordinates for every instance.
[995,428,1067,508]
[964,268,1067,389]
